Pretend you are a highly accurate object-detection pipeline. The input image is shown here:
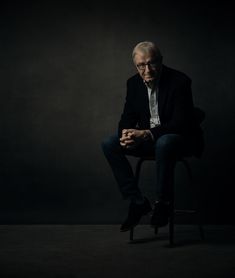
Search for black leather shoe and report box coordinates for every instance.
[150,200,172,227]
[120,197,152,232]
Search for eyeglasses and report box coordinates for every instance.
[136,61,159,71]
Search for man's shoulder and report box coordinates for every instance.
[163,65,192,84]
[126,74,142,85]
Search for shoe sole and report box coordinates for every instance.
[120,208,152,232]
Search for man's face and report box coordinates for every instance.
[134,51,162,83]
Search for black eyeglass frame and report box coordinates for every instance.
[135,57,163,71]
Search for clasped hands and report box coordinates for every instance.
[120,129,147,149]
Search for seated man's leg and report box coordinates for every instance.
[154,133,189,203]
[101,134,151,204]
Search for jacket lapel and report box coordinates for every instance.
[137,75,151,118]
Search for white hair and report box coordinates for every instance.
[132,41,162,61]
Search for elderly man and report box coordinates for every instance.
[101,41,203,232]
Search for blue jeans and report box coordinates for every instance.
[101,133,193,203]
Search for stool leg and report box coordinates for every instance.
[135,158,144,185]
[181,159,205,241]
[181,159,193,182]
[129,228,134,241]
[199,224,204,240]
[169,221,174,246]
[129,158,144,242]
[169,204,174,246]
[197,208,205,241]
[191,185,205,241]
[154,227,158,235]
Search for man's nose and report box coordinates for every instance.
[145,64,151,73]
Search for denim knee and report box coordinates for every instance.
[101,134,120,154]
[155,134,183,153]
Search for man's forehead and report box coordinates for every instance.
[134,51,154,62]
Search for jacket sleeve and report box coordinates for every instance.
[150,78,195,141]
[118,79,138,138]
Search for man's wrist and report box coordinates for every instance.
[142,130,153,141]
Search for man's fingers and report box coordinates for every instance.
[123,139,135,145]
[120,134,132,141]
[120,138,136,148]
[120,137,127,143]
[122,129,135,135]
[120,129,137,145]
[122,129,130,136]
[120,139,135,144]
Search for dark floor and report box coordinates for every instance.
[0,225,234,278]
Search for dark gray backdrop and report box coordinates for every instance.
[0,1,234,224]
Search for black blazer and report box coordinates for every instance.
[118,65,204,158]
